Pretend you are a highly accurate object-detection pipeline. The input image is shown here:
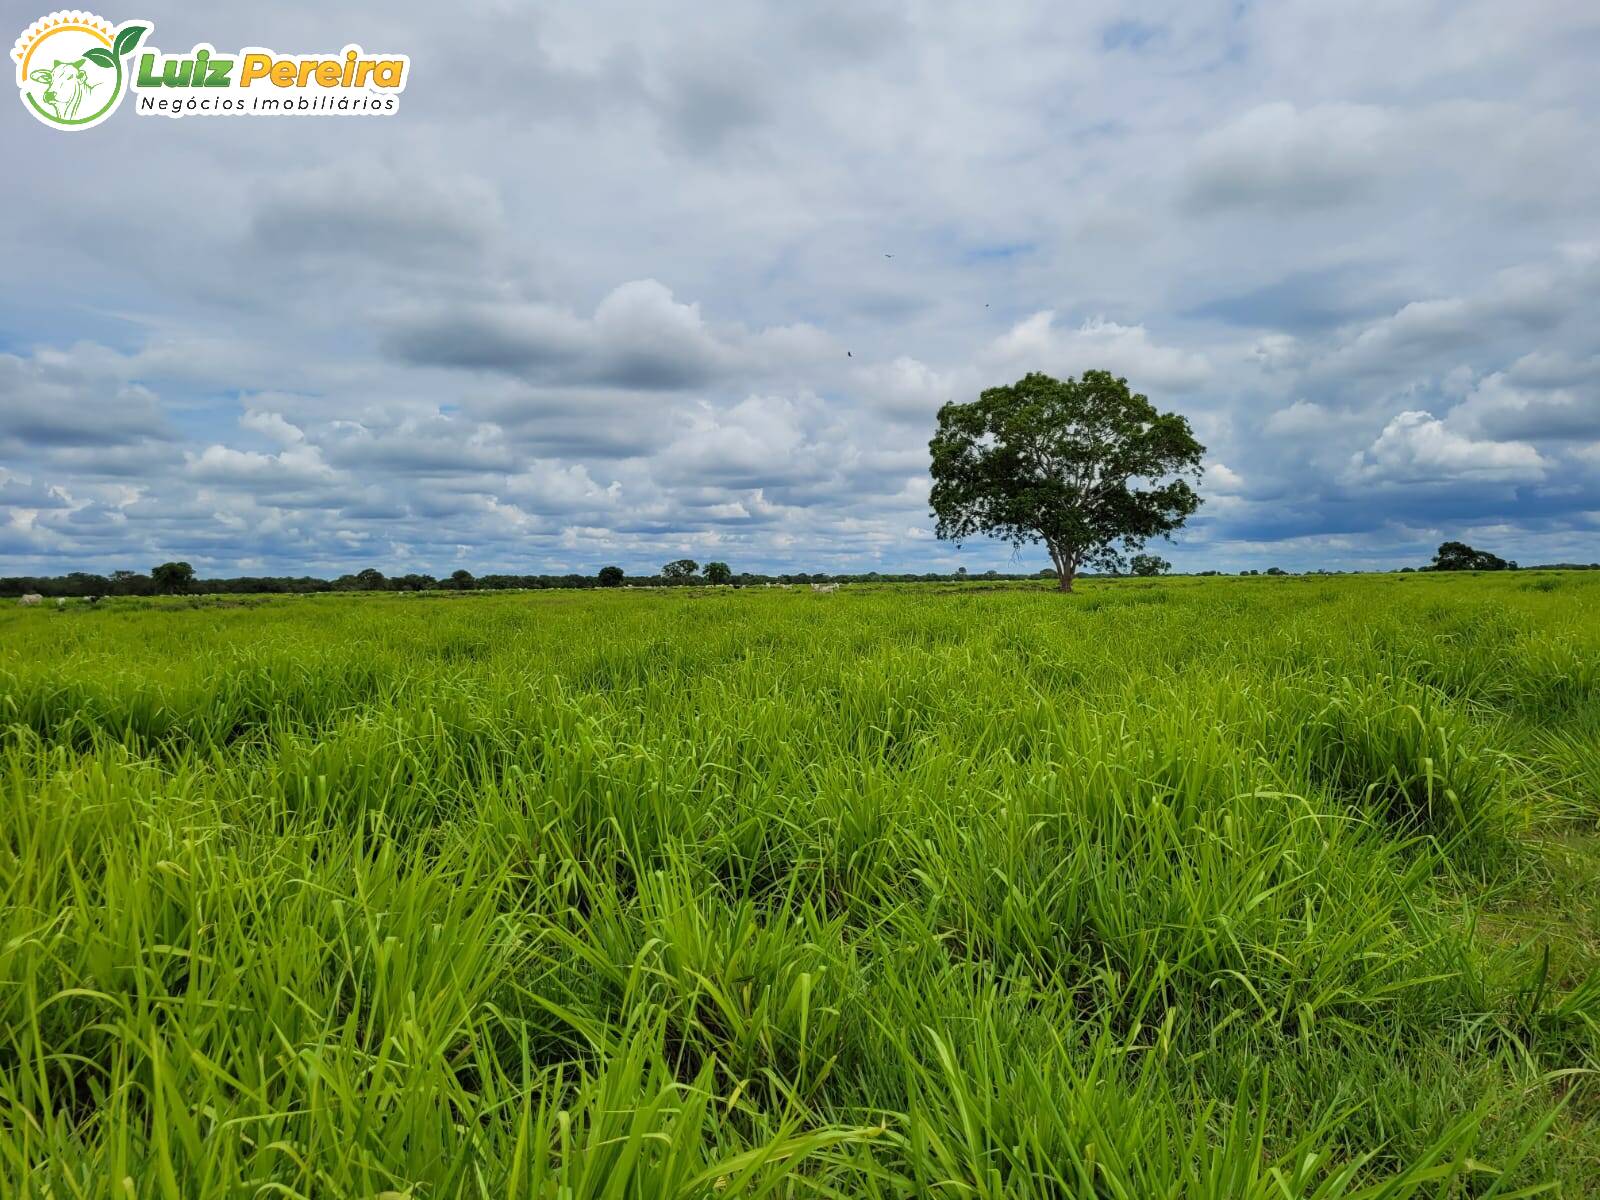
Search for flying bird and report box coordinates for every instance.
[884,253,893,258]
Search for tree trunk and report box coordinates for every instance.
[1045,541,1076,593]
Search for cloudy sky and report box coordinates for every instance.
[4,0,1599,576]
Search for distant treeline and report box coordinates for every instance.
[3,562,1597,598]
[0,566,1060,597]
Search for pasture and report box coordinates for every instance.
[2,573,1598,1196]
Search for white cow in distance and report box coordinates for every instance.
[19,594,42,606]
[810,583,839,593]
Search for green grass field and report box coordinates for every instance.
[2,574,1598,1197]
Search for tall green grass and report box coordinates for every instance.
[1,573,1597,1195]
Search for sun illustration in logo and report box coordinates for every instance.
[12,10,148,130]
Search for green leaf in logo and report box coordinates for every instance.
[84,46,115,68]
[113,24,148,59]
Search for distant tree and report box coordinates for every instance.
[704,561,733,585]
[661,559,699,581]
[151,561,195,594]
[597,565,625,587]
[956,566,968,578]
[355,568,387,591]
[1430,541,1510,571]
[1265,566,1287,576]
[1129,553,1170,576]
[449,569,476,590]
[929,371,1204,592]
[109,569,147,596]
[64,572,110,595]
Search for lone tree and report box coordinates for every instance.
[929,371,1204,592]
[1430,541,1513,571]
[1129,553,1170,577]
[449,569,476,590]
[661,558,699,581]
[704,561,733,585]
[151,561,195,595]
[597,565,625,587]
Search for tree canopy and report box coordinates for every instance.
[1129,553,1170,577]
[661,559,699,580]
[151,561,195,595]
[929,371,1204,591]
[1430,541,1514,571]
[597,565,625,587]
[704,561,733,585]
